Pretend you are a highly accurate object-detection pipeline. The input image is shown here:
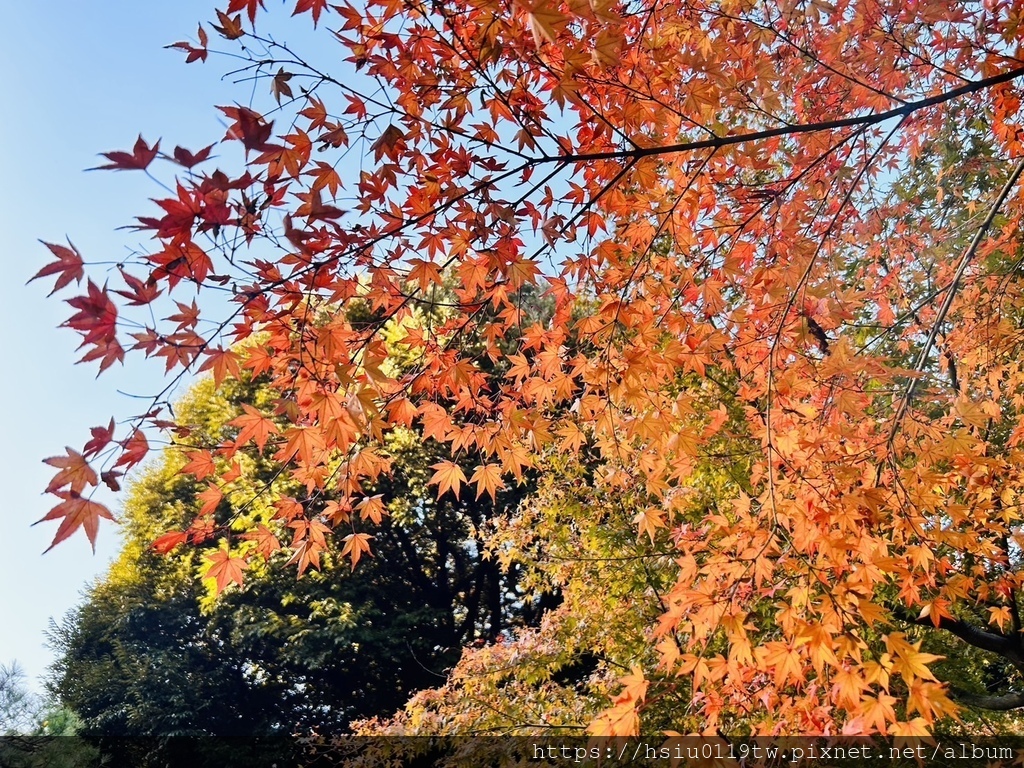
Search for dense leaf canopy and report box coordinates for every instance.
[32,0,1024,735]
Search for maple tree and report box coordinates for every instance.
[31,0,1024,736]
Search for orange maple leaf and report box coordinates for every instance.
[213,9,245,38]
[341,532,373,570]
[761,641,807,688]
[199,347,242,386]
[197,485,224,517]
[429,460,467,499]
[287,539,324,576]
[356,494,387,524]
[617,666,649,704]
[276,426,325,465]
[35,492,115,553]
[180,449,217,481]
[243,524,282,559]
[204,547,248,592]
[633,506,666,543]
[152,530,189,554]
[44,447,98,494]
[229,404,279,451]
[589,700,640,737]
[516,0,568,46]
[470,464,505,501]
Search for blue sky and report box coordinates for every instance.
[0,0,295,692]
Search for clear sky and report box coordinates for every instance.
[0,0,299,693]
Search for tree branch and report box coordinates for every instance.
[893,604,1017,659]
[892,605,1024,711]
[948,688,1024,711]
[545,66,1024,165]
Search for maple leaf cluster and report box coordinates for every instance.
[31,0,1024,735]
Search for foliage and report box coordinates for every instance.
[46,368,535,761]
[31,0,1024,735]
[0,662,100,768]
[352,454,671,736]
[0,663,38,736]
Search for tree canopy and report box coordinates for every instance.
[30,0,1024,736]
[47,351,540,761]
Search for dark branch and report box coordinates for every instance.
[545,66,1024,165]
[893,604,1024,711]
[949,688,1024,711]
[893,604,1018,659]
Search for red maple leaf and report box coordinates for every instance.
[62,281,123,372]
[82,418,116,457]
[167,25,209,63]
[63,281,117,343]
[30,240,84,295]
[89,135,160,171]
[171,143,215,168]
[219,106,274,151]
[43,447,98,494]
[114,429,149,469]
[100,470,122,492]
[113,269,161,306]
[293,0,331,25]
[226,0,265,25]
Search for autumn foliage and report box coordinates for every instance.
[30,0,1024,736]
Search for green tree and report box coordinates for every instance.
[47,365,534,763]
[0,661,99,768]
[0,663,38,736]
